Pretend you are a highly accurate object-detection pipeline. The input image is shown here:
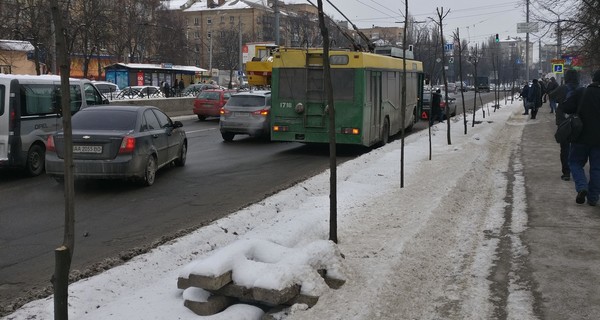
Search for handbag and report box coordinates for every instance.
[554,114,583,143]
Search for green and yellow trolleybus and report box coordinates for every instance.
[270,47,424,147]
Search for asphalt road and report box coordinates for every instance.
[0,90,498,315]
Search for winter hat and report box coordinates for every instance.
[564,69,579,84]
[593,70,600,82]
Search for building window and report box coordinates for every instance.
[207,18,212,25]
[230,16,235,23]
[194,17,199,26]
[194,31,199,39]
[207,31,212,39]
[221,16,225,23]
[0,65,11,74]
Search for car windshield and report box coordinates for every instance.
[72,109,137,131]
[227,95,266,107]
[197,91,220,100]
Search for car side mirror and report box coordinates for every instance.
[173,121,183,128]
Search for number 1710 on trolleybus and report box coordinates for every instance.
[270,47,424,147]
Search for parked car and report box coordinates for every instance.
[116,86,162,99]
[193,89,237,120]
[219,91,271,141]
[420,90,457,120]
[45,105,187,186]
[92,81,120,99]
[181,83,220,97]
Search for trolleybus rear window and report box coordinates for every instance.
[278,68,354,101]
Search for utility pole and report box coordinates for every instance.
[525,0,530,82]
[239,16,243,83]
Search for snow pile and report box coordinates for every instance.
[5,99,527,320]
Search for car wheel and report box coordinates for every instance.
[142,155,157,186]
[222,132,235,142]
[174,143,187,167]
[26,144,45,176]
[197,115,207,121]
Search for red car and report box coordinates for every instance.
[193,89,237,120]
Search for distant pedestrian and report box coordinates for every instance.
[548,70,581,181]
[520,82,530,115]
[429,89,444,126]
[178,78,185,95]
[562,70,600,206]
[164,81,171,98]
[545,77,559,113]
[527,79,542,119]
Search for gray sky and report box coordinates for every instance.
[275,0,574,52]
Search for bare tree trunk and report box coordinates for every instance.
[317,0,337,244]
[453,28,468,134]
[435,7,451,145]
[400,0,408,188]
[49,1,75,319]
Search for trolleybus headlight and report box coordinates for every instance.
[294,103,305,114]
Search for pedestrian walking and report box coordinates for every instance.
[545,77,559,113]
[520,82,530,115]
[548,70,581,181]
[179,78,185,96]
[527,79,542,119]
[562,70,600,206]
[174,79,179,96]
[429,89,444,126]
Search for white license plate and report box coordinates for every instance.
[234,112,249,117]
[73,145,103,153]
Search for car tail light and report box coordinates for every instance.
[9,106,15,131]
[252,109,269,116]
[119,136,136,154]
[220,108,231,115]
[46,135,55,152]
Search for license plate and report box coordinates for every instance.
[234,112,249,117]
[73,145,102,153]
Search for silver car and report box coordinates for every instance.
[219,91,271,142]
[45,105,187,186]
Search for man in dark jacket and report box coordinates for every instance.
[548,70,581,181]
[545,77,559,113]
[527,79,542,119]
[429,89,443,126]
[562,69,600,206]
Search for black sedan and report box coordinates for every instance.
[45,105,187,186]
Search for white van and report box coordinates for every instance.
[0,74,108,176]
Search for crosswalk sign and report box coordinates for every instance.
[553,64,564,74]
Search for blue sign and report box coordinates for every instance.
[444,43,453,52]
[553,64,564,74]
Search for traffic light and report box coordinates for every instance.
[495,34,499,42]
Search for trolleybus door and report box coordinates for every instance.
[367,71,381,145]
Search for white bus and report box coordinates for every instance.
[0,74,108,176]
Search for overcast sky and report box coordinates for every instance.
[273,0,575,49]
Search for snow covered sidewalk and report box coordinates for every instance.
[5,101,529,319]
